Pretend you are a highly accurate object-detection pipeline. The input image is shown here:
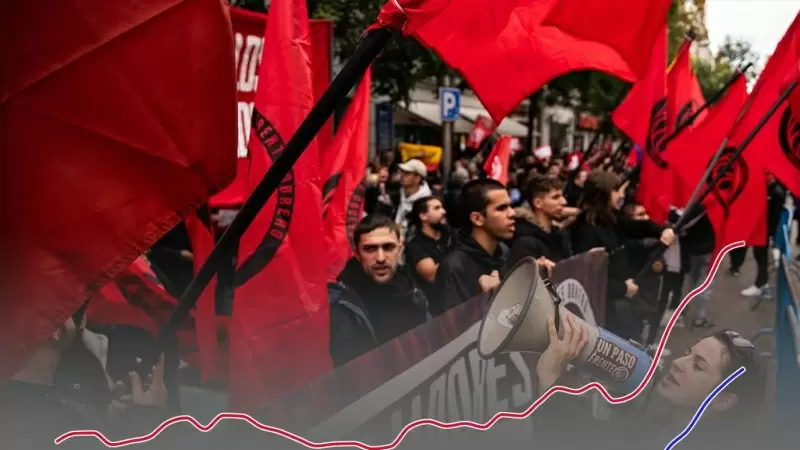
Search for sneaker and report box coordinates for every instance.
[741,285,763,297]
[691,319,715,329]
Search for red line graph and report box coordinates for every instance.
[54,240,745,449]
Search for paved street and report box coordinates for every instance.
[658,221,798,427]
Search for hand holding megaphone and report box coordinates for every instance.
[479,270,501,292]
[477,257,655,396]
[536,314,589,392]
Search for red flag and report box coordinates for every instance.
[322,69,371,282]
[467,115,495,149]
[728,14,800,196]
[666,77,767,257]
[668,40,708,132]
[229,0,330,411]
[667,39,707,206]
[185,211,221,382]
[0,0,236,380]
[483,136,513,185]
[611,28,670,223]
[376,0,671,123]
[85,257,198,354]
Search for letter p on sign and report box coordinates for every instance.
[440,88,461,122]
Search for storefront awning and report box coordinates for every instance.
[459,106,529,137]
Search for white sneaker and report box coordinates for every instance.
[741,285,763,297]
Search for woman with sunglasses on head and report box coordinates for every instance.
[531,314,766,450]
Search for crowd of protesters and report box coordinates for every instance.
[1,141,785,450]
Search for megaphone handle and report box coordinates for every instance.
[542,277,562,334]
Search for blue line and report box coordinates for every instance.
[663,366,746,450]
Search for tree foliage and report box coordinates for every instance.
[233,0,757,116]
[692,37,761,99]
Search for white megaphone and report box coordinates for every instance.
[477,257,657,395]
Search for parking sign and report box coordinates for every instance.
[439,87,461,122]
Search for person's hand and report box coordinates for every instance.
[536,257,556,277]
[536,314,588,393]
[588,247,606,254]
[660,228,676,247]
[624,279,639,298]
[478,270,501,293]
[180,249,194,261]
[119,354,168,409]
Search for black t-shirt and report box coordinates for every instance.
[405,230,454,300]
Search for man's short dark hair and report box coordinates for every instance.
[409,195,440,230]
[525,174,563,204]
[353,214,401,247]
[459,178,506,227]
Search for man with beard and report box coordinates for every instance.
[328,215,428,368]
[506,175,572,271]
[532,313,766,450]
[405,196,455,302]
[432,179,516,316]
[1,302,170,450]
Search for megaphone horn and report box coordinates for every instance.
[477,257,654,394]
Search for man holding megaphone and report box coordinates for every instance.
[477,256,766,450]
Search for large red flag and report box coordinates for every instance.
[0,0,237,380]
[667,77,767,257]
[667,39,708,206]
[611,28,670,223]
[229,0,330,411]
[729,14,800,196]
[668,40,708,132]
[376,0,671,123]
[185,210,221,382]
[322,69,371,282]
[483,136,513,185]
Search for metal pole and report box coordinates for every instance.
[442,74,453,183]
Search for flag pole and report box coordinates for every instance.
[677,79,796,230]
[623,64,752,185]
[149,28,395,361]
[640,80,796,345]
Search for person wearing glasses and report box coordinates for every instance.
[531,314,765,450]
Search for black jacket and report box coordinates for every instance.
[506,212,573,269]
[432,229,507,316]
[767,181,787,238]
[570,212,664,300]
[328,258,428,367]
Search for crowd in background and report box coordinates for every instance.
[2,142,786,450]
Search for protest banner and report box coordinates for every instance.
[250,251,609,443]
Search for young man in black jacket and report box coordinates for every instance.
[432,179,516,316]
[507,174,573,271]
[328,215,428,368]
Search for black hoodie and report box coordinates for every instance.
[506,214,573,269]
[432,229,507,316]
[328,258,428,367]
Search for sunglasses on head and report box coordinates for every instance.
[720,329,756,355]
